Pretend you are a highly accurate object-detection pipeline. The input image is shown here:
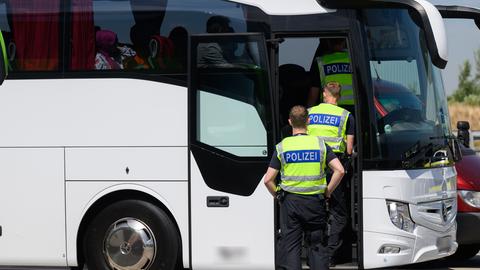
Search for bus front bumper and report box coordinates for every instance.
[363,223,457,269]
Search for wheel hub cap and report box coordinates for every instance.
[120,242,132,255]
[103,218,156,270]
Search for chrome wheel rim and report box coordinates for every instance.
[103,218,156,270]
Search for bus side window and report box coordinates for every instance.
[68,0,249,77]
[0,1,61,72]
[69,0,167,71]
[193,36,270,158]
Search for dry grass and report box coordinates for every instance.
[448,103,480,131]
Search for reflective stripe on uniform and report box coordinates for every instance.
[338,85,353,91]
[277,141,285,165]
[280,174,326,182]
[338,110,349,137]
[317,136,326,162]
[339,95,354,102]
[320,137,343,143]
[319,137,343,151]
[280,184,327,194]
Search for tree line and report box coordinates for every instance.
[449,48,480,105]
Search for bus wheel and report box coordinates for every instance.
[450,244,480,260]
[84,200,179,270]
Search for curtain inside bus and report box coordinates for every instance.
[71,0,95,70]
[9,0,60,71]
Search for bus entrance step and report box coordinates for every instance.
[302,262,358,269]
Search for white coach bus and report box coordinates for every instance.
[0,0,460,269]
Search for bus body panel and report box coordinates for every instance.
[362,168,457,269]
[65,181,190,268]
[0,78,190,267]
[363,168,457,204]
[0,148,66,266]
[65,147,188,181]
[190,154,274,270]
[0,79,187,147]
[228,0,332,15]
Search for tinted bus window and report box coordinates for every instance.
[0,0,61,72]
[68,0,247,76]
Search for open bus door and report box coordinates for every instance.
[188,33,276,269]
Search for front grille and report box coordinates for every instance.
[413,199,457,231]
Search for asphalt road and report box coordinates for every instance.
[396,253,480,270]
[329,253,480,270]
[5,254,479,270]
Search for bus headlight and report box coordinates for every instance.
[459,190,480,208]
[386,200,415,233]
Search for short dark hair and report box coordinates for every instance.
[206,16,231,33]
[324,81,342,99]
[289,105,309,128]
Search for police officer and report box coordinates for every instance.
[307,82,354,266]
[264,105,345,270]
[307,38,354,110]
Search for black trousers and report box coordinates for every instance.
[326,168,350,261]
[277,192,329,270]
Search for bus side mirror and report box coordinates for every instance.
[457,121,470,148]
[0,31,8,85]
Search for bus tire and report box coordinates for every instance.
[84,199,179,270]
[450,244,480,260]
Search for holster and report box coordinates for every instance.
[341,155,352,173]
[276,190,286,203]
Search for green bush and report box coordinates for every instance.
[449,48,480,105]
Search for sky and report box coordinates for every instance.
[428,0,480,96]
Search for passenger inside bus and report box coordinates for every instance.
[0,0,249,75]
[127,23,155,70]
[197,16,235,68]
[94,29,136,70]
[167,26,188,72]
[278,64,310,138]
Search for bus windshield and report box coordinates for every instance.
[363,8,453,169]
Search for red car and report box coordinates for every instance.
[453,140,480,259]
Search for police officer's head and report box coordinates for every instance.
[206,16,231,33]
[288,105,309,129]
[326,38,347,53]
[323,81,342,104]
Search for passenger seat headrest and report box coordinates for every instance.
[149,35,174,59]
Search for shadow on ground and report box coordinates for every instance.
[394,254,480,270]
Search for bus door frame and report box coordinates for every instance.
[270,31,364,267]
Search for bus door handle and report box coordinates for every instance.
[207,196,229,207]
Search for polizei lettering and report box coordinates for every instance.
[309,114,341,127]
[284,150,321,164]
[323,63,351,76]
